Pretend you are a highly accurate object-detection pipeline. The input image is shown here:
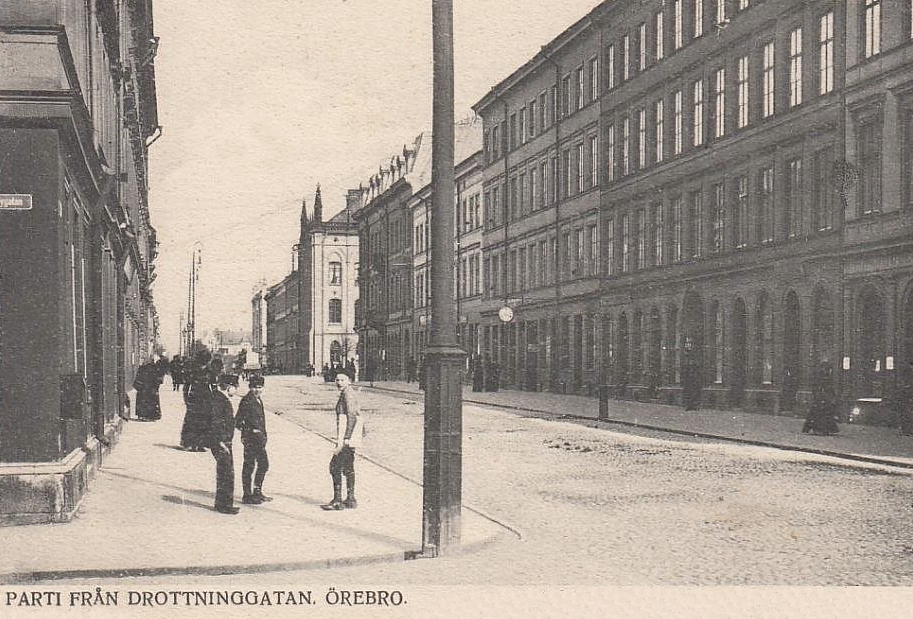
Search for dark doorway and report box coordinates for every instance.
[616,312,629,386]
[857,287,885,398]
[681,292,704,409]
[781,290,801,411]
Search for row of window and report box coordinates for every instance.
[606,13,835,183]
[414,252,484,307]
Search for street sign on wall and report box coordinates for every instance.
[0,194,33,210]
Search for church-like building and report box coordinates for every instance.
[295,186,360,371]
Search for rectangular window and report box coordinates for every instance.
[672,195,683,262]
[589,134,599,189]
[637,108,646,170]
[739,0,749,9]
[651,202,663,266]
[562,75,571,117]
[622,34,630,81]
[858,119,883,215]
[562,232,572,280]
[622,117,631,175]
[786,157,803,238]
[539,91,548,131]
[758,166,774,243]
[549,155,558,203]
[539,161,548,209]
[518,173,527,215]
[621,214,630,272]
[589,56,599,102]
[865,0,882,58]
[674,0,683,49]
[789,27,803,107]
[636,209,646,270]
[655,11,665,60]
[693,79,704,146]
[716,0,726,25]
[711,182,725,253]
[518,247,526,291]
[735,175,749,248]
[639,22,647,71]
[509,113,517,150]
[606,124,616,182]
[673,90,683,154]
[655,98,665,163]
[576,67,585,110]
[714,67,726,138]
[589,223,599,275]
[530,168,538,210]
[819,12,834,95]
[607,44,616,89]
[518,108,526,144]
[812,146,835,231]
[606,217,615,275]
[689,190,703,258]
[550,86,557,126]
[763,41,775,118]
[695,0,704,38]
[562,149,572,198]
[576,142,584,194]
[529,100,537,138]
[737,55,749,128]
[576,228,585,277]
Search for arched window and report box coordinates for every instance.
[328,298,342,324]
[757,293,773,384]
[329,262,342,285]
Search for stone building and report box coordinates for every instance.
[473,0,912,412]
[0,0,161,523]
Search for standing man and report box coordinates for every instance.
[235,375,271,504]
[322,372,362,510]
[209,374,238,514]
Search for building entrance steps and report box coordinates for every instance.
[0,384,508,583]
[370,382,913,470]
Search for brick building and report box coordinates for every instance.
[0,0,161,523]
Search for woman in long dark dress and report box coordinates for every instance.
[180,350,215,451]
[802,361,839,435]
[134,360,163,421]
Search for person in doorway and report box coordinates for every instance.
[209,374,238,514]
[322,372,363,510]
[235,374,271,504]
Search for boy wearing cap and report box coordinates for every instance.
[235,375,271,504]
[209,374,238,514]
[322,372,363,510]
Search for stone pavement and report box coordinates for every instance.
[370,381,913,469]
[0,384,508,584]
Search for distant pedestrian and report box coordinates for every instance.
[180,350,215,450]
[802,360,839,435]
[170,355,184,392]
[134,358,163,421]
[322,373,363,510]
[209,374,238,515]
[235,375,271,504]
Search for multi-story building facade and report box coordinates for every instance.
[408,120,484,374]
[474,11,603,394]
[298,186,359,370]
[473,0,912,413]
[265,272,300,373]
[354,135,429,380]
[0,0,161,523]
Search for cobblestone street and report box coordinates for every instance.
[264,376,913,586]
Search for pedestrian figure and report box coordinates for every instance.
[236,374,271,504]
[802,360,839,435]
[180,350,215,450]
[134,358,163,421]
[472,354,485,392]
[170,355,184,392]
[322,373,363,510]
[209,374,238,514]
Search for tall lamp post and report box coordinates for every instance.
[422,0,464,556]
[186,241,202,354]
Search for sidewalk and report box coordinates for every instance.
[0,386,508,584]
[371,381,913,470]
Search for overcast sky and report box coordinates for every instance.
[150,0,600,354]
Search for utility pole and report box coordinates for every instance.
[422,0,464,556]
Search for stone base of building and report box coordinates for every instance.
[0,417,124,526]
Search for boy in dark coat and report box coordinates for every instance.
[235,375,270,504]
[209,374,238,514]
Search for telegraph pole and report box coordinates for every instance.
[422,0,464,556]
